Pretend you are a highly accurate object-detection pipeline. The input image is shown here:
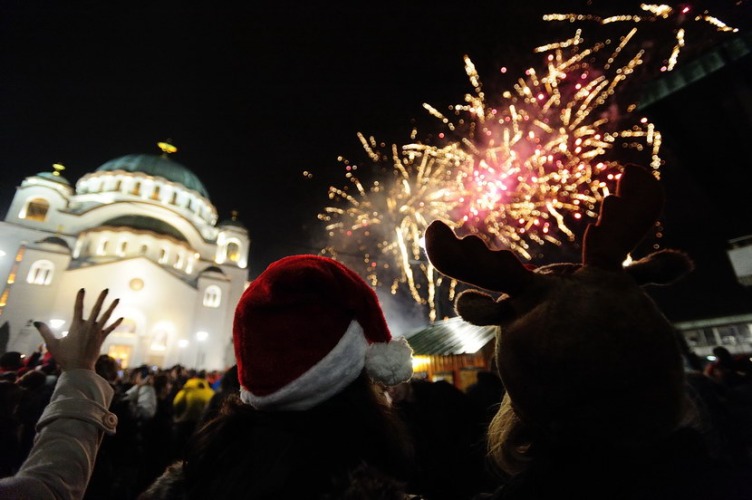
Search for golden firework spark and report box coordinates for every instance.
[319,133,464,321]
[543,3,739,72]
[422,49,662,259]
[321,39,665,320]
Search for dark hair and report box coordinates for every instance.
[0,352,23,371]
[135,365,150,379]
[180,372,415,499]
[17,370,47,390]
[0,381,24,417]
[711,346,733,361]
[219,365,240,394]
[152,373,171,398]
[95,355,119,383]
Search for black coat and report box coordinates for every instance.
[139,461,417,500]
[476,428,752,500]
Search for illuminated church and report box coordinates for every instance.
[0,144,250,370]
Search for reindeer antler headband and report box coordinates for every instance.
[425,165,665,294]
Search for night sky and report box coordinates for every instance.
[2,1,751,322]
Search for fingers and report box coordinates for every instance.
[102,317,124,338]
[97,298,120,330]
[34,321,56,347]
[77,288,121,334]
[73,288,85,323]
[88,289,109,323]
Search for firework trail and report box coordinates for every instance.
[320,10,680,320]
[541,3,739,73]
[319,133,464,321]
[420,49,662,260]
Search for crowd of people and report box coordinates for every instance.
[1,344,239,496]
[0,167,751,499]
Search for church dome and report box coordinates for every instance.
[96,154,210,199]
[36,236,71,249]
[200,265,225,275]
[218,217,246,229]
[101,215,189,242]
[35,171,70,186]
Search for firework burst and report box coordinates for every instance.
[421,49,662,259]
[321,19,670,321]
[319,133,465,321]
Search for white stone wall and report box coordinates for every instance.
[1,164,250,371]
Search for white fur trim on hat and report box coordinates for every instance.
[240,321,368,411]
[365,336,414,386]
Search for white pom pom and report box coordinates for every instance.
[365,336,414,386]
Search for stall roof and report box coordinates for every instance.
[405,317,497,355]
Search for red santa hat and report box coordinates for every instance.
[233,255,414,411]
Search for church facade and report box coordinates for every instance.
[0,150,249,371]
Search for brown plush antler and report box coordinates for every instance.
[582,164,664,271]
[424,163,691,475]
[424,220,534,294]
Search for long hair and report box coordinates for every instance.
[179,371,415,499]
[487,389,694,478]
[487,394,534,476]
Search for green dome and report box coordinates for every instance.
[218,218,246,229]
[36,171,70,185]
[102,215,188,242]
[96,154,209,199]
[37,236,71,249]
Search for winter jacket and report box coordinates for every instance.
[172,378,213,424]
[140,461,420,500]
[0,369,117,500]
[476,428,752,500]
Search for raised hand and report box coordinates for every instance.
[34,289,123,371]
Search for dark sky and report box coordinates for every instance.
[0,1,551,271]
[2,1,751,321]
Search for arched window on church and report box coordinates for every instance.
[20,198,50,222]
[97,239,109,256]
[174,251,183,269]
[225,241,241,263]
[27,260,54,286]
[131,181,141,196]
[73,240,84,258]
[203,285,221,308]
[114,180,122,191]
[151,184,161,201]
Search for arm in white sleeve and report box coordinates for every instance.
[0,369,118,500]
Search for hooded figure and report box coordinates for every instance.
[425,165,751,499]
